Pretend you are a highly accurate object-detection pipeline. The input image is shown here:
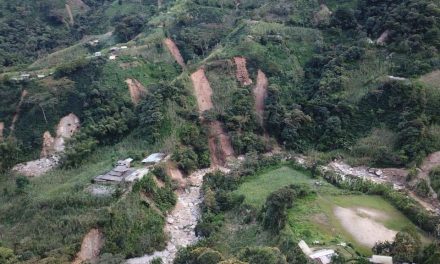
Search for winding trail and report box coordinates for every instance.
[126,169,211,264]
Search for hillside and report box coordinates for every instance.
[0,0,440,263]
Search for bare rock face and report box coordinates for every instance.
[40,131,56,157]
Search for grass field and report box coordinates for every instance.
[233,166,430,255]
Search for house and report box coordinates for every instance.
[37,74,45,78]
[369,255,393,264]
[109,55,117,60]
[94,158,134,183]
[120,46,128,49]
[20,73,30,80]
[142,153,166,165]
[89,39,100,46]
[298,240,313,255]
[94,52,102,57]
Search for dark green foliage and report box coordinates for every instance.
[429,166,440,198]
[133,174,177,212]
[15,175,30,194]
[415,179,431,198]
[0,247,17,264]
[174,247,224,264]
[0,139,21,172]
[238,247,287,264]
[259,185,311,233]
[114,15,148,42]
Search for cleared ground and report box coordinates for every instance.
[234,166,429,255]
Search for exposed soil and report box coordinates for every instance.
[254,70,268,126]
[334,206,397,247]
[190,68,235,167]
[72,229,104,264]
[127,168,215,264]
[41,113,80,157]
[125,78,147,105]
[190,68,214,112]
[9,89,28,133]
[12,156,60,177]
[313,4,332,25]
[376,30,390,45]
[65,4,74,25]
[40,131,56,157]
[166,162,187,189]
[208,121,235,167]
[418,151,440,199]
[420,70,440,88]
[163,38,186,68]
[234,57,253,86]
[0,122,4,140]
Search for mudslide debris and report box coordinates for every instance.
[254,70,268,126]
[72,229,104,264]
[234,57,253,86]
[125,78,147,105]
[163,38,186,68]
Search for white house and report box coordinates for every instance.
[369,255,393,264]
[142,153,166,165]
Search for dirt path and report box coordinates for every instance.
[163,38,185,68]
[9,89,28,133]
[72,229,104,264]
[125,78,147,105]
[334,206,397,247]
[190,68,234,167]
[254,70,268,126]
[234,57,252,86]
[126,168,214,264]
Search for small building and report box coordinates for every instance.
[20,73,30,80]
[369,255,393,264]
[89,39,100,46]
[94,158,134,183]
[387,75,407,81]
[94,52,102,57]
[109,55,117,60]
[298,240,313,255]
[120,46,128,49]
[37,74,45,78]
[142,153,166,165]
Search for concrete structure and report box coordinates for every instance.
[142,153,166,165]
[120,46,128,49]
[94,52,102,57]
[109,55,116,60]
[37,74,45,78]
[94,158,134,183]
[298,240,336,264]
[309,249,336,264]
[369,255,393,264]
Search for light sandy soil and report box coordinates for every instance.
[41,131,56,157]
[190,68,214,112]
[334,206,397,247]
[72,228,104,264]
[420,70,440,88]
[10,89,28,132]
[234,57,253,86]
[254,70,268,126]
[65,4,74,25]
[127,168,216,264]
[376,30,390,45]
[125,78,147,105]
[0,122,4,140]
[12,156,60,177]
[163,38,186,68]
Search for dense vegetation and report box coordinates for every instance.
[0,0,439,262]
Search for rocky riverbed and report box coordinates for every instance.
[126,168,212,264]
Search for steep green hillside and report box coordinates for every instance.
[0,0,439,263]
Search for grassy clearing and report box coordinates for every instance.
[233,166,429,255]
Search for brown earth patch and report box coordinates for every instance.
[163,38,185,68]
[313,4,332,26]
[0,122,4,140]
[190,68,234,167]
[40,113,80,157]
[420,70,440,89]
[234,57,253,86]
[376,30,390,45]
[254,70,268,126]
[166,162,187,189]
[9,89,28,133]
[72,228,104,264]
[125,78,147,105]
[190,68,214,112]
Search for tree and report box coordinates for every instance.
[0,247,17,264]
[239,247,287,264]
[392,230,420,263]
